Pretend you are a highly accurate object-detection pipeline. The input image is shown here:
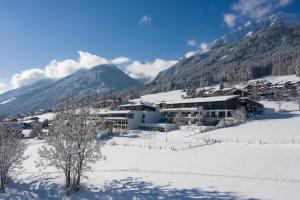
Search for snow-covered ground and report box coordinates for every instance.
[260,100,299,112]
[1,104,300,199]
[249,74,300,85]
[0,97,16,105]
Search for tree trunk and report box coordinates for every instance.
[75,172,81,192]
[65,169,71,196]
[75,160,83,192]
[0,171,5,193]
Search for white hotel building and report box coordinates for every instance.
[94,95,263,133]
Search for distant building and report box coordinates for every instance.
[93,99,120,109]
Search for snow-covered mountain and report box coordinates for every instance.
[144,12,300,93]
[0,64,139,116]
[212,12,300,47]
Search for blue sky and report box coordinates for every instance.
[0,0,299,92]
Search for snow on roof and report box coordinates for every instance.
[139,123,178,127]
[203,89,220,95]
[118,103,143,107]
[118,102,155,108]
[34,113,56,122]
[130,90,187,104]
[105,117,128,120]
[22,130,32,137]
[97,110,134,115]
[22,120,37,124]
[161,108,199,112]
[165,95,239,105]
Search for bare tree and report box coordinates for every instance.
[70,106,105,192]
[233,107,247,124]
[32,123,43,139]
[274,88,285,112]
[0,123,26,193]
[174,112,183,125]
[37,97,105,195]
[295,58,300,77]
[37,111,74,195]
[297,89,300,111]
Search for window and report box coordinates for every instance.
[211,112,217,118]
[218,111,225,118]
[142,113,145,123]
[128,113,134,119]
[206,112,210,118]
[227,111,232,117]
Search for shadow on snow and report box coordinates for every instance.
[255,111,300,121]
[1,176,258,200]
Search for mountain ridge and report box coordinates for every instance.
[0,64,139,116]
[145,14,300,94]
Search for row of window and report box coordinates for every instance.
[164,101,232,110]
[206,111,232,118]
[113,125,128,130]
[100,113,134,119]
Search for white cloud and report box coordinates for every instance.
[44,51,108,79]
[139,15,152,25]
[187,38,197,47]
[200,42,209,52]
[11,68,46,89]
[185,51,197,58]
[11,51,114,88]
[0,81,7,94]
[184,42,209,58]
[78,51,109,68]
[9,51,178,88]
[231,0,292,19]
[125,59,178,82]
[111,57,130,65]
[278,0,292,6]
[224,13,237,28]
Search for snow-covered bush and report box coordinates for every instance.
[217,107,247,128]
[217,118,239,128]
[233,107,247,124]
[217,119,233,128]
[109,140,117,146]
[196,126,215,133]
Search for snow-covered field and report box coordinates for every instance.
[260,100,299,112]
[1,105,300,199]
[249,74,300,85]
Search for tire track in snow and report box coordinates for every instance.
[13,169,300,184]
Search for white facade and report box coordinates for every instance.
[161,107,204,125]
[96,109,160,133]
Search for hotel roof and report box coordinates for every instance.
[96,110,133,115]
[165,95,240,105]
